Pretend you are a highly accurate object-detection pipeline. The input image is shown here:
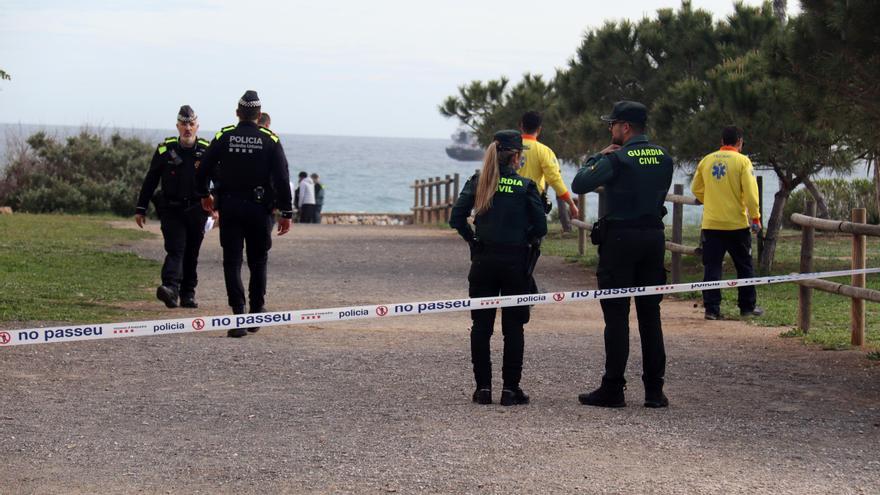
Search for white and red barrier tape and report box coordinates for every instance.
[1,268,877,347]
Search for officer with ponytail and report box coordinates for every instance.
[449,130,547,406]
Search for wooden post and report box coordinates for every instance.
[444,174,452,223]
[413,180,420,225]
[435,176,442,224]
[578,193,586,256]
[671,184,683,284]
[427,178,435,224]
[851,208,867,346]
[757,176,764,259]
[797,200,816,333]
[453,173,460,202]
[419,179,426,225]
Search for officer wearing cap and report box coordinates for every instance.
[571,101,673,408]
[195,90,294,338]
[135,105,212,309]
[450,130,547,406]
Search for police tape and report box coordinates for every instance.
[1,267,878,348]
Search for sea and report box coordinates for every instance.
[0,123,870,224]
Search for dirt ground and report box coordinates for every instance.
[1,222,879,494]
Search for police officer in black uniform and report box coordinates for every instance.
[449,130,547,406]
[195,90,294,338]
[571,101,673,408]
[135,105,211,309]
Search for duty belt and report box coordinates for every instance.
[605,216,664,230]
[479,242,530,255]
[164,198,200,208]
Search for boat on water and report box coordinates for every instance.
[445,129,484,162]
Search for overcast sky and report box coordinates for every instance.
[0,0,799,138]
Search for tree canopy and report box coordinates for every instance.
[440,0,874,271]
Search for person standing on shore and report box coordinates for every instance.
[297,171,317,223]
[311,173,324,224]
[258,112,271,128]
[691,125,763,320]
[571,101,673,409]
[135,105,211,309]
[449,130,547,406]
[195,90,293,338]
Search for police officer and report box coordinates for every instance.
[195,90,293,338]
[135,105,211,309]
[449,130,547,406]
[571,101,673,408]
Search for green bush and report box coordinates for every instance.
[783,178,879,227]
[0,130,153,216]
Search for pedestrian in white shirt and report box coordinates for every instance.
[297,171,317,223]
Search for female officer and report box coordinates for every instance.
[449,130,548,406]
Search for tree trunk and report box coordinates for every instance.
[759,181,792,274]
[773,0,787,24]
[801,175,830,218]
[872,153,880,223]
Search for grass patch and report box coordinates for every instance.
[0,213,158,324]
[543,222,880,354]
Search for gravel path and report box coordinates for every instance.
[1,222,878,494]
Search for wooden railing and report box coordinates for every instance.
[571,183,701,283]
[791,201,880,345]
[411,173,461,225]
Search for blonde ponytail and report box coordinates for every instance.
[474,142,500,215]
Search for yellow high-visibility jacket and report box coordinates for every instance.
[518,134,571,201]
[691,146,760,230]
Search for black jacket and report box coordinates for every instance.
[135,136,210,214]
[571,134,673,222]
[449,166,547,246]
[194,121,293,218]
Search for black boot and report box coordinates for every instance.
[644,389,669,408]
[227,306,247,338]
[247,306,266,333]
[156,285,178,308]
[180,294,198,308]
[578,385,626,408]
[500,387,529,406]
[472,388,492,405]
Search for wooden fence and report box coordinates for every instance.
[570,183,701,283]
[791,201,880,345]
[411,173,461,225]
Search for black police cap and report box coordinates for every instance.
[238,90,261,108]
[177,105,197,123]
[601,100,647,125]
[493,129,523,151]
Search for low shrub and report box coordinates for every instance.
[783,178,879,227]
[0,130,153,216]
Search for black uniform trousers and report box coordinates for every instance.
[596,226,666,392]
[218,197,274,311]
[468,247,531,389]
[700,228,757,313]
[158,204,207,298]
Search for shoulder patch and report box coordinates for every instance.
[164,136,179,144]
[157,144,168,155]
[259,127,279,143]
[215,124,237,140]
[197,138,210,147]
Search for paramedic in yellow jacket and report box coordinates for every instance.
[518,111,580,220]
[517,111,579,293]
[691,126,763,320]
